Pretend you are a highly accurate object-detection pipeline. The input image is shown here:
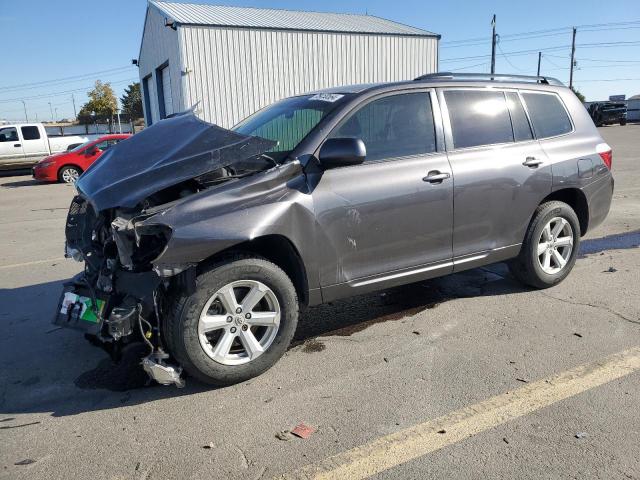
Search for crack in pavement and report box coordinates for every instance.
[235,445,250,469]
[538,291,640,327]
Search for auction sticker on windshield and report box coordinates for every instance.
[309,93,344,102]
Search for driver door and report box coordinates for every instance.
[311,90,454,301]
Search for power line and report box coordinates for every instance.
[449,61,490,71]
[0,69,136,94]
[0,78,138,103]
[576,78,640,82]
[498,43,526,72]
[577,41,640,48]
[444,39,640,64]
[441,20,640,46]
[0,66,135,92]
[442,45,571,63]
[577,57,640,63]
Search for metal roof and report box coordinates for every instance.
[150,1,438,37]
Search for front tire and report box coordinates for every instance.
[58,165,82,184]
[509,201,581,289]
[167,255,299,386]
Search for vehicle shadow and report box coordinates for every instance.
[0,231,637,417]
[0,178,48,188]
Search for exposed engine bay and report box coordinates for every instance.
[53,113,279,387]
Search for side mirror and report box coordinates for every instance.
[318,137,366,169]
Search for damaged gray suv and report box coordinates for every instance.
[56,73,613,387]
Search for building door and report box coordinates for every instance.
[160,66,173,117]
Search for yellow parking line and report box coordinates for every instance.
[282,346,640,480]
[0,257,65,270]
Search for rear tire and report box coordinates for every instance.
[58,165,82,184]
[509,201,581,289]
[167,255,298,386]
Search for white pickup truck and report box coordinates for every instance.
[0,123,98,171]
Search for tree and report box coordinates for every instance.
[571,87,586,103]
[78,80,118,123]
[121,82,143,119]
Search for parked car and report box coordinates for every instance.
[55,73,613,387]
[32,134,131,183]
[588,102,627,126]
[65,142,84,152]
[0,123,97,171]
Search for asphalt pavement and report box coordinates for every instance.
[0,125,639,480]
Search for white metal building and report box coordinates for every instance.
[138,1,439,127]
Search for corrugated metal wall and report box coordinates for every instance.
[178,26,438,127]
[138,6,183,124]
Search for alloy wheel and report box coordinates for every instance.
[537,216,574,275]
[61,168,80,183]
[198,280,281,365]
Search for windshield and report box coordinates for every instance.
[233,93,350,162]
[70,140,92,153]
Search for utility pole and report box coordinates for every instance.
[569,27,577,89]
[537,52,542,77]
[71,94,77,120]
[48,102,53,122]
[490,14,497,75]
[21,100,28,122]
[54,107,58,122]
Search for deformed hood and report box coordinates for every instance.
[75,113,276,211]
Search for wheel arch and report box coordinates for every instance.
[196,234,310,308]
[538,188,589,236]
[57,163,84,179]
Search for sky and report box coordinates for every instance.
[1,0,639,122]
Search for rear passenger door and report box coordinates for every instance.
[313,90,454,298]
[439,88,552,266]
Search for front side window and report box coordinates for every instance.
[234,94,350,162]
[521,92,572,139]
[21,126,41,140]
[444,90,513,149]
[0,127,18,142]
[329,92,436,162]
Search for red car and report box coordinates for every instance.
[33,134,131,183]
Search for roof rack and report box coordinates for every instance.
[414,72,564,86]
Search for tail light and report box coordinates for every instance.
[596,143,612,170]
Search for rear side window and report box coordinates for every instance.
[444,90,513,149]
[506,92,533,142]
[330,92,436,161]
[21,126,41,140]
[521,92,572,138]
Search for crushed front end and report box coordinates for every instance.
[52,112,279,387]
[54,195,186,387]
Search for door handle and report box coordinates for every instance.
[523,156,543,168]
[423,171,450,183]
[14,143,21,147]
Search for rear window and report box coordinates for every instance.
[444,90,513,149]
[521,92,572,139]
[21,126,41,140]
